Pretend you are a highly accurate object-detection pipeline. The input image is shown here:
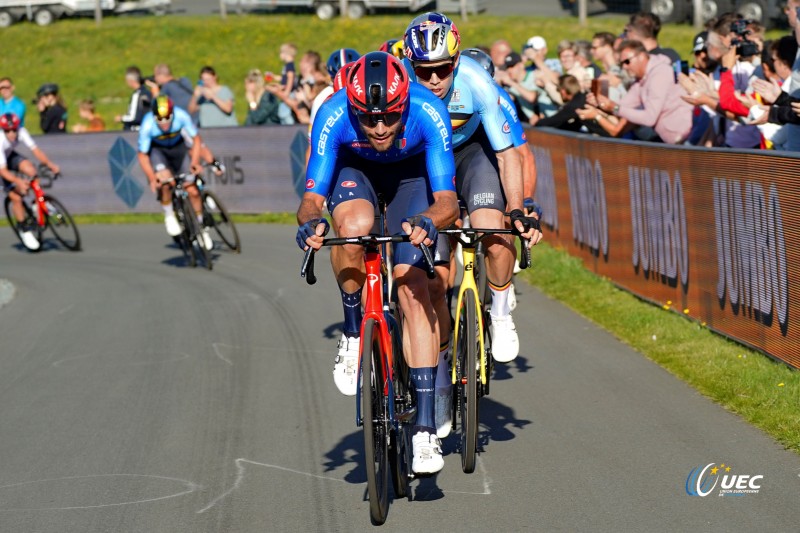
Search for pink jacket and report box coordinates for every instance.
[617,54,693,144]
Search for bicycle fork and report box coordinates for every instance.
[452,246,488,386]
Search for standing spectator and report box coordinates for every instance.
[624,11,682,66]
[274,42,298,125]
[71,99,105,133]
[188,66,237,128]
[243,68,280,126]
[575,40,602,80]
[0,78,26,127]
[590,41,692,144]
[35,83,67,134]
[490,39,513,71]
[147,64,195,122]
[590,31,627,102]
[521,36,561,117]
[777,0,800,151]
[115,66,152,131]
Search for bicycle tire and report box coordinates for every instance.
[44,195,81,251]
[456,289,479,474]
[388,308,410,499]
[183,198,212,271]
[361,318,390,525]
[173,196,196,268]
[4,196,42,252]
[202,190,241,253]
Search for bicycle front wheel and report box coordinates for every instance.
[44,195,81,251]
[183,198,212,270]
[456,289,479,474]
[361,318,390,525]
[202,190,241,253]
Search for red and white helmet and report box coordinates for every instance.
[345,51,409,115]
[0,112,21,131]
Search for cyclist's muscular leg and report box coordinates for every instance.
[8,190,26,224]
[185,183,203,215]
[329,198,374,292]
[395,264,439,369]
[470,207,515,286]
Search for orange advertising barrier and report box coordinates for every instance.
[527,129,799,369]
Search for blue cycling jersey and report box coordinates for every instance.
[497,85,527,148]
[404,55,514,152]
[305,83,456,197]
[137,107,197,153]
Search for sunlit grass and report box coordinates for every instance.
[519,243,800,453]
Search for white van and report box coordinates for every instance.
[0,0,170,27]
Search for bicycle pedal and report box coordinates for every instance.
[396,406,417,422]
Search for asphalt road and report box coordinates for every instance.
[0,224,799,532]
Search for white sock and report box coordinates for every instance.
[490,284,511,318]
[162,204,174,217]
[435,342,450,393]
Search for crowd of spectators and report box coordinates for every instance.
[5,6,800,152]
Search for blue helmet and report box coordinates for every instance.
[403,12,461,63]
[327,48,361,78]
[463,48,494,78]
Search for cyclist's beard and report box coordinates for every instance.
[365,124,403,152]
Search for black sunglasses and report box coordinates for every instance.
[413,59,456,81]
[620,54,638,67]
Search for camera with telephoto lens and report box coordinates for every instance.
[730,19,759,57]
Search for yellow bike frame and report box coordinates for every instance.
[451,244,488,386]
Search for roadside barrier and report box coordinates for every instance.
[528,128,798,369]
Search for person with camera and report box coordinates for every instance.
[703,13,763,149]
[34,84,67,134]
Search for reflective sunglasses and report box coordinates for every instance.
[413,59,456,81]
[357,112,402,127]
[156,115,173,124]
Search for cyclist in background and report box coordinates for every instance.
[0,112,60,250]
[296,52,458,475]
[137,96,212,250]
[403,13,543,438]
[379,38,405,59]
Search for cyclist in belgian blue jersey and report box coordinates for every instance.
[403,13,543,438]
[296,51,458,475]
[137,96,211,250]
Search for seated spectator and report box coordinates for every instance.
[584,40,692,144]
[244,69,281,126]
[115,66,152,131]
[189,66,238,128]
[533,74,607,136]
[72,99,105,133]
[494,51,539,123]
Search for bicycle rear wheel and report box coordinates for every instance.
[456,289,479,473]
[44,195,81,251]
[361,318,390,525]
[4,197,42,252]
[183,199,212,270]
[202,190,241,253]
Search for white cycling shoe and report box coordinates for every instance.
[490,314,520,363]
[333,334,359,396]
[164,213,182,237]
[435,388,452,438]
[201,229,213,250]
[412,431,444,475]
[19,230,40,250]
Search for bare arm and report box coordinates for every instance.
[31,146,59,174]
[137,152,158,192]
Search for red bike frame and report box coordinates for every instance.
[358,247,395,398]
[30,178,48,227]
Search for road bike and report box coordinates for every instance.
[439,222,534,473]
[3,165,80,252]
[164,173,213,270]
[196,163,241,253]
[300,219,434,525]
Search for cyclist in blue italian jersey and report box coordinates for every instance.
[296,51,458,475]
[137,95,211,249]
[403,13,543,438]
